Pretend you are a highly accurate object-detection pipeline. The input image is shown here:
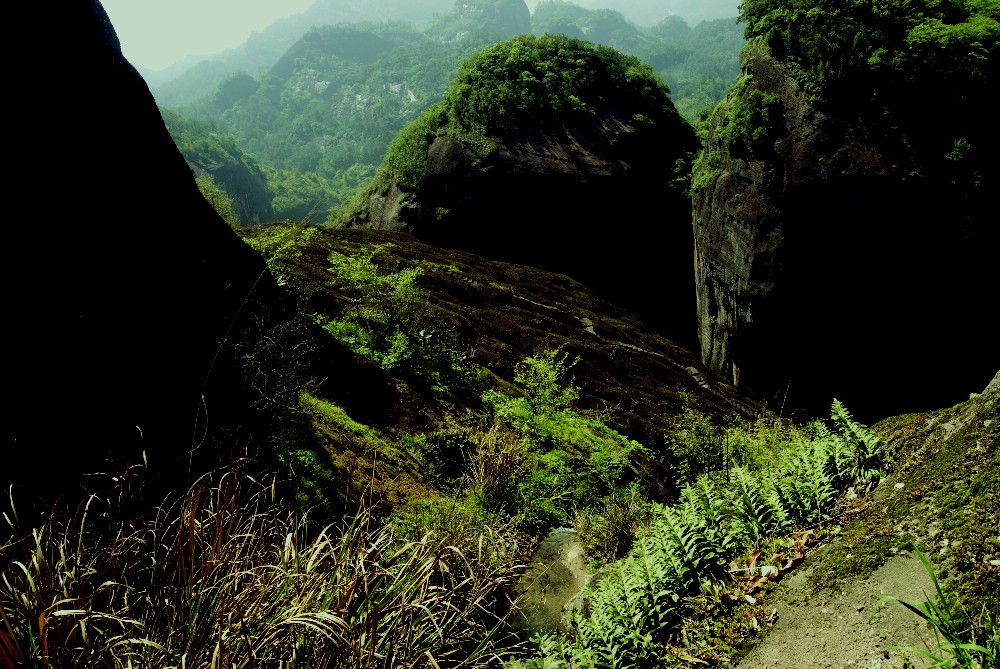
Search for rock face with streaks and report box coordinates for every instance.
[691,46,998,420]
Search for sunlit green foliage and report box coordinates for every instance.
[319,248,474,395]
[445,34,673,135]
[531,3,746,121]
[737,0,999,187]
[513,399,893,667]
[480,348,647,534]
[739,0,1000,99]
[241,221,318,284]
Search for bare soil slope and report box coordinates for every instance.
[737,552,936,669]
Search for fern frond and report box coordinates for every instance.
[729,467,790,543]
[831,399,886,486]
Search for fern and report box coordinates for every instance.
[518,399,887,668]
[831,398,886,485]
[651,503,726,580]
[681,476,741,568]
[775,442,836,525]
[728,466,791,544]
[820,432,855,490]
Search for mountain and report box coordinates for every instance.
[530,0,741,26]
[690,0,1000,420]
[335,34,699,345]
[528,2,745,120]
[152,0,477,107]
[425,0,531,41]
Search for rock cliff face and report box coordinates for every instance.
[350,113,698,345]
[188,155,276,225]
[4,1,273,493]
[692,45,998,420]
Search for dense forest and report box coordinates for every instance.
[2,0,996,668]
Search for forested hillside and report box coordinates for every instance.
[158,0,744,222]
[333,34,699,344]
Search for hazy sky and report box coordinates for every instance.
[101,0,314,70]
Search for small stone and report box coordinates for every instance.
[857,605,865,612]
[989,559,1000,567]
[894,483,905,489]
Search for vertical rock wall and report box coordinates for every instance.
[692,46,998,419]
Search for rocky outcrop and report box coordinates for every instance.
[4,1,274,495]
[692,45,998,420]
[188,155,276,225]
[349,112,699,346]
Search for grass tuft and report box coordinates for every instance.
[1,466,523,668]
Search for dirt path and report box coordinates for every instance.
[737,552,939,669]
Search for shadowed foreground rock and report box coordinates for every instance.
[4,1,273,496]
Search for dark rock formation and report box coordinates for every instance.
[188,155,276,225]
[692,46,998,421]
[349,112,699,347]
[4,1,273,496]
[242,225,761,505]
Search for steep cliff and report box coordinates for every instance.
[692,5,999,420]
[4,1,275,495]
[338,34,698,344]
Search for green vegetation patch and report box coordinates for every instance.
[807,394,999,622]
[317,247,476,396]
[512,400,893,667]
[444,33,675,136]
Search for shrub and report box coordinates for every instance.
[321,248,474,395]
[575,484,651,562]
[467,424,532,514]
[482,348,647,533]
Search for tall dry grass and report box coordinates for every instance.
[1,466,523,668]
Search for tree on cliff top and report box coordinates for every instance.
[337,33,691,209]
[735,0,998,214]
